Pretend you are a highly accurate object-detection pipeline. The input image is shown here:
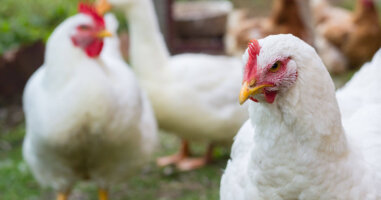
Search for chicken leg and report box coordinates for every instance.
[57,192,69,200]
[98,188,108,200]
[176,144,214,171]
[157,140,190,167]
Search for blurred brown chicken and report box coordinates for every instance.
[225,0,314,57]
[314,0,381,73]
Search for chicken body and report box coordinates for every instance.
[220,35,381,199]
[23,12,157,196]
[107,0,248,170]
[109,0,248,143]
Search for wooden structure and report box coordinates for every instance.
[154,0,229,55]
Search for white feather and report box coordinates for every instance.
[23,13,157,192]
[221,34,381,199]
[108,0,248,143]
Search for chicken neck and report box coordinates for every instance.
[123,0,170,80]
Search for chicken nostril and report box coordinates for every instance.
[249,79,256,87]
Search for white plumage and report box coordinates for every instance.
[148,54,247,142]
[110,0,247,143]
[337,49,381,120]
[108,0,248,169]
[22,11,157,196]
[220,34,381,199]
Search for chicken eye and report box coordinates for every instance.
[78,25,91,30]
[270,61,281,72]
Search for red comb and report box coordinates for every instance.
[243,40,261,82]
[248,40,260,58]
[78,3,105,28]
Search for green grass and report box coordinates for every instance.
[0,123,228,200]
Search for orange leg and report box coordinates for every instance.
[57,191,69,200]
[98,188,108,200]
[157,140,190,167]
[176,143,214,171]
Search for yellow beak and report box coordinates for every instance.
[96,0,112,15]
[96,30,113,38]
[239,81,273,105]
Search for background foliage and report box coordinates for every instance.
[0,0,128,55]
[0,0,78,54]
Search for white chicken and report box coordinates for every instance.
[22,3,157,200]
[336,48,381,122]
[220,34,381,199]
[106,0,248,170]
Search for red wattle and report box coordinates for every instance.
[85,39,103,58]
[264,90,277,104]
[250,97,259,103]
